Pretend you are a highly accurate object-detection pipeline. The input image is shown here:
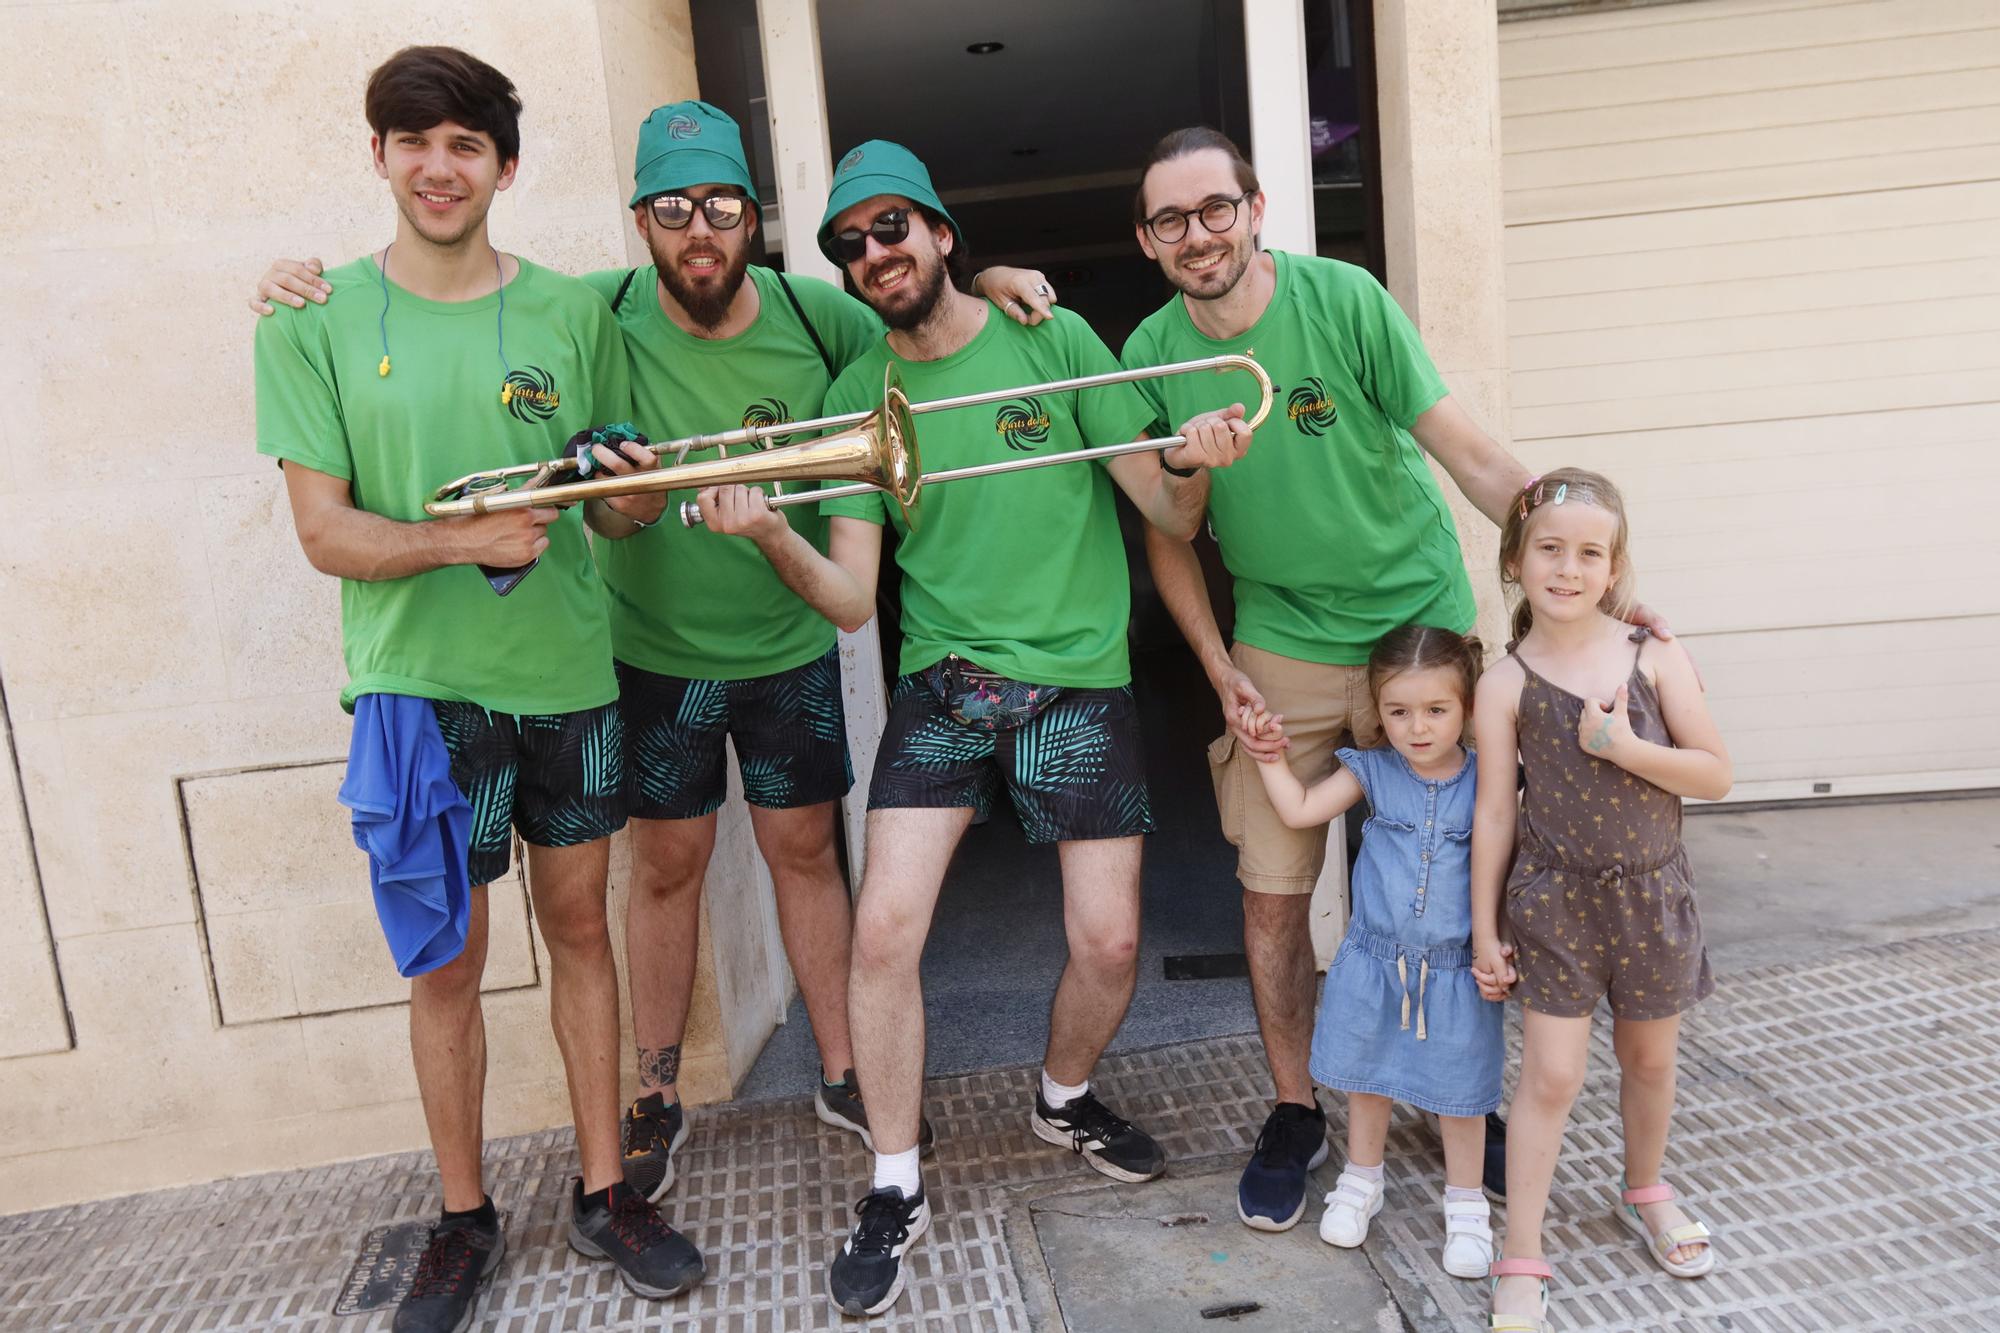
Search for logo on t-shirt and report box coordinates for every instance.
[994,397,1052,451]
[503,367,561,422]
[667,114,701,140]
[742,397,795,446]
[1286,377,1337,436]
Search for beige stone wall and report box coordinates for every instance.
[0,0,706,1214]
[1373,0,1515,653]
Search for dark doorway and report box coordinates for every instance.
[688,0,1380,1095]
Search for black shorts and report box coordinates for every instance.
[431,699,628,886]
[868,672,1155,844]
[617,647,854,821]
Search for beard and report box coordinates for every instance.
[1168,232,1255,302]
[868,248,952,332]
[651,234,754,330]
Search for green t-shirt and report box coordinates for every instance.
[579,265,881,680]
[1121,250,1475,665]
[821,307,1153,688]
[255,256,630,714]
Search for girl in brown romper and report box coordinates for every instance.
[1470,469,1734,1332]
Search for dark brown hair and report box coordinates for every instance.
[1367,625,1484,711]
[365,46,522,165]
[1132,126,1261,228]
[914,204,973,289]
[1497,466,1635,641]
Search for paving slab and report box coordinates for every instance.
[1029,1169,1402,1332]
[4,919,2000,1330]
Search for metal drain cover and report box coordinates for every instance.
[333,1220,433,1315]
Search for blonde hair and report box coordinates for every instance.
[1498,467,1635,641]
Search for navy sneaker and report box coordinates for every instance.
[1236,1101,1330,1231]
[567,1180,704,1299]
[393,1206,505,1333]
[827,1185,931,1317]
[1483,1111,1508,1201]
[621,1093,690,1202]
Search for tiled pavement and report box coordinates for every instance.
[4,927,1998,1332]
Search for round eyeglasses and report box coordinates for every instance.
[1143,194,1248,245]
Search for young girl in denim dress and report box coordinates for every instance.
[1250,624,1503,1281]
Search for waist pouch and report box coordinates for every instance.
[923,655,1064,731]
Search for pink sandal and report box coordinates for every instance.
[1488,1256,1553,1332]
[1619,1181,1715,1278]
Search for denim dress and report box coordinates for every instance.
[1308,746,1503,1117]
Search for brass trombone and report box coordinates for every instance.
[423,354,1272,525]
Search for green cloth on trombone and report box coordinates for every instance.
[254,255,630,715]
[1119,250,1475,666]
[582,263,881,681]
[820,307,1152,689]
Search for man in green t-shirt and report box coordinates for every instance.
[1121,129,1670,1256]
[251,47,704,1331]
[697,141,1252,1318]
[250,101,1057,1201]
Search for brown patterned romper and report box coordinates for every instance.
[1504,629,1714,1020]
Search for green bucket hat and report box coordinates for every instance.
[629,100,757,208]
[817,140,963,264]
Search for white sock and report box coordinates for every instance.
[871,1146,922,1198]
[1346,1160,1385,1183]
[1444,1185,1484,1204]
[1040,1070,1089,1110]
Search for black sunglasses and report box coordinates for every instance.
[647,193,749,231]
[828,208,911,263]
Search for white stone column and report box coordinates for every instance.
[1373,0,1514,653]
[758,0,889,884]
[1243,0,1318,253]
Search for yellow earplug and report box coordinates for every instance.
[378,356,391,377]
[501,382,513,405]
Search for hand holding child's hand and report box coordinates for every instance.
[1472,939,1516,1001]
[1576,684,1634,760]
[1241,705,1289,763]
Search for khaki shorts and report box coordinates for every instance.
[1207,642,1383,896]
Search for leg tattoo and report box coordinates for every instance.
[638,1043,682,1090]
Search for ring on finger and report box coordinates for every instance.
[1034,283,1051,297]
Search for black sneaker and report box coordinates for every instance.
[815,1068,935,1157]
[1483,1111,1508,1201]
[1031,1089,1166,1183]
[1235,1101,1330,1231]
[567,1180,705,1299]
[621,1093,690,1202]
[392,1207,505,1333]
[827,1185,931,1317]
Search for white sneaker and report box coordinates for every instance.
[1441,1193,1494,1279]
[1317,1169,1385,1248]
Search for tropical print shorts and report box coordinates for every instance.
[868,670,1154,844]
[617,647,853,820]
[431,699,627,885]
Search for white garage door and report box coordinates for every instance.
[1497,0,2000,800]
